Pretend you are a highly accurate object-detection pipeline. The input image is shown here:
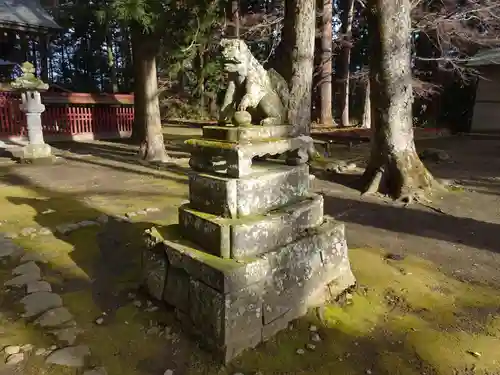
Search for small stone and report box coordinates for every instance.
[467,350,482,358]
[94,317,104,325]
[77,220,97,228]
[309,325,318,332]
[97,214,109,224]
[4,345,21,355]
[125,212,137,218]
[35,348,48,356]
[20,344,34,352]
[164,370,174,375]
[306,343,316,351]
[5,352,24,365]
[33,307,74,328]
[5,269,30,284]
[12,261,40,276]
[133,300,142,308]
[145,207,160,213]
[311,333,322,342]
[21,291,63,318]
[26,280,52,294]
[84,368,108,375]
[232,373,243,375]
[127,292,136,299]
[137,210,148,215]
[4,233,18,239]
[366,370,372,375]
[385,253,406,261]
[296,348,305,355]
[38,227,52,235]
[42,209,56,214]
[50,345,57,350]
[0,241,16,258]
[45,345,90,367]
[50,327,83,346]
[145,306,159,313]
[20,227,37,236]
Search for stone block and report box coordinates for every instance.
[178,205,231,258]
[261,217,355,323]
[186,137,313,177]
[141,245,168,300]
[188,163,309,218]
[178,194,324,259]
[189,279,263,346]
[262,306,306,342]
[202,125,293,143]
[161,225,270,293]
[163,266,190,313]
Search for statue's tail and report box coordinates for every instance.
[268,68,290,108]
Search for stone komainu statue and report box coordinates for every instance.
[218,38,290,126]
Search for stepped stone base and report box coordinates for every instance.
[202,125,294,143]
[179,194,324,259]
[188,163,310,218]
[141,217,356,364]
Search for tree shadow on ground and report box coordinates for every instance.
[323,194,500,254]
[0,167,499,374]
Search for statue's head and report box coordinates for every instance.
[20,62,35,76]
[220,38,249,77]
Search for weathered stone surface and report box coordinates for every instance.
[26,280,52,294]
[188,163,309,218]
[141,246,168,300]
[161,226,269,294]
[179,194,324,258]
[34,307,74,328]
[20,292,63,318]
[262,307,305,342]
[45,345,90,367]
[5,352,24,365]
[262,218,355,323]
[163,266,190,313]
[12,261,40,276]
[189,279,263,346]
[203,125,293,143]
[186,137,313,178]
[4,272,41,287]
[0,237,18,258]
[49,326,83,345]
[178,206,230,258]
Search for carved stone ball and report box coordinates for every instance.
[232,111,252,127]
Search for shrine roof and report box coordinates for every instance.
[0,0,61,32]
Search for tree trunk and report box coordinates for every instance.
[227,0,240,37]
[362,0,439,202]
[337,0,354,127]
[319,0,334,126]
[283,0,316,135]
[361,78,371,128]
[106,30,119,93]
[131,27,170,162]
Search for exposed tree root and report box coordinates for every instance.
[361,150,445,205]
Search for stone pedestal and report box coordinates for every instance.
[141,125,356,364]
[17,91,54,163]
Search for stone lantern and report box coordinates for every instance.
[10,62,54,163]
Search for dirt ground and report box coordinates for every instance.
[0,128,499,375]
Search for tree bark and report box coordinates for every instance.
[337,0,354,127]
[106,30,119,93]
[131,28,170,162]
[362,0,439,202]
[319,0,334,126]
[227,0,240,37]
[283,0,316,135]
[361,78,371,128]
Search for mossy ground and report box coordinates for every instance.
[0,134,499,374]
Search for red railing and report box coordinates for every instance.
[0,92,134,140]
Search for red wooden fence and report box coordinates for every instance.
[0,92,134,141]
